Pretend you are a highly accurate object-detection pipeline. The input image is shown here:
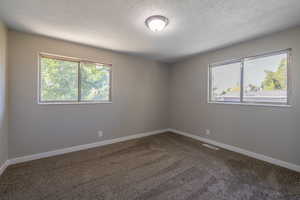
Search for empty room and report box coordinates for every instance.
[0,0,300,199]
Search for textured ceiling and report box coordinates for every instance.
[1,0,300,63]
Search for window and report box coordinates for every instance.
[39,53,112,104]
[210,62,241,102]
[208,49,290,106]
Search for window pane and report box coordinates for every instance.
[243,53,288,104]
[40,57,78,101]
[80,62,111,101]
[211,62,241,102]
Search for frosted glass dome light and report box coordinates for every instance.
[145,15,169,32]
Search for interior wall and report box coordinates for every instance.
[0,21,8,166]
[8,30,169,158]
[170,27,300,166]
[7,26,300,166]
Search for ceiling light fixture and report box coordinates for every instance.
[145,15,169,32]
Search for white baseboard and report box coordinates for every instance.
[8,129,169,165]
[3,128,299,175]
[0,160,10,177]
[169,128,300,173]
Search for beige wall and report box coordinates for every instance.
[170,27,300,165]
[0,21,8,166]
[8,30,169,158]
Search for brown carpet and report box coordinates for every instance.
[0,132,299,200]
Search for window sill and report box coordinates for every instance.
[38,101,112,105]
[208,101,291,108]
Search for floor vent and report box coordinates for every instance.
[202,143,219,151]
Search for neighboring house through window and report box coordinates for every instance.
[208,49,290,106]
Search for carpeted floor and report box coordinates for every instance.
[0,132,299,200]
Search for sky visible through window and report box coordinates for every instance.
[212,62,240,95]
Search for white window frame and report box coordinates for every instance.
[38,53,112,105]
[208,49,292,107]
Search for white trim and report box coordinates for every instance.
[4,128,299,175]
[9,129,168,165]
[169,128,300,173]
[0,160,10,177]
[208,101,292,108]
[38,101,113,105]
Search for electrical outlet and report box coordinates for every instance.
[205,129,210,135]
[98,131,103,138]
